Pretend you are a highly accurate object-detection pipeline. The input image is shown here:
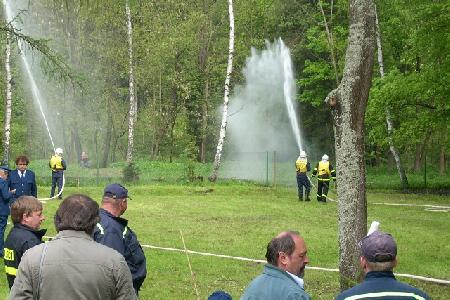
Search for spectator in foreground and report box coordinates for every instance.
[335,231,430,300]
[93,183,147,294]
[208,290,232,300]
[9,194,136,300]
[4,196,46,289]
[241,231,311,300]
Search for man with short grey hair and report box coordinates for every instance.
[335,231,430,300]
[241,231,311,300]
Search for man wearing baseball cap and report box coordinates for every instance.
[93,183,147,295]
[335,231,430,300]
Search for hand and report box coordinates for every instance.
[11,189,16,194]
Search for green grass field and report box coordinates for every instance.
[1,183,449,299]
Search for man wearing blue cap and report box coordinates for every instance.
[335,231,430,300]
[0,166,15,257]
[93,183,147,295]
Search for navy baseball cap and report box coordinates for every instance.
[360,231,397,262]
[103,183,130,199]
[0,166,11,172]
[208,291,232,300]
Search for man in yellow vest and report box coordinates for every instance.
[295,151,311,201]
[312,154,336,202]
[49,148,66,199]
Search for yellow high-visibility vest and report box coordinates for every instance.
[318,161,331,176]
[50,155,64,170]
[296,159,308,173]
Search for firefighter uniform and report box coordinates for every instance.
[3,223,46,288]
[312,159,336,202]
[49,154,66,199]
[295,157,311,201]
[93,208,147,294]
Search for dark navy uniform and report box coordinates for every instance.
[93,208,147,293]
[335,271,430,300]
[3,223,46,288]
[0,177,14,257]
[8,169,37,199]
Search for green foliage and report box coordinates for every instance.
[122,162,140,183]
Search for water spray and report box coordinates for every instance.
[4,0,64,201]
[279,38,303,152]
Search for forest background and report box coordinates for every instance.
[0,0,448,187]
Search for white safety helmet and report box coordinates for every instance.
[322,154,329,161]
[55,148,63,155]
[299,150,307,158]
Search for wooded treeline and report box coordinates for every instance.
[1,0,448,174]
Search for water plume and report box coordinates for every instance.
[221,39,303,182]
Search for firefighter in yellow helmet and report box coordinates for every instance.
[295,151,311,201]
[312,154,336,202]
[49,148,66,199]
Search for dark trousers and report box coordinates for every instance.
[51,172,63,199]
[316,180,330,202]
[296,174,311,200]
[0,215,7,256]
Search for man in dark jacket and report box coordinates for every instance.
[4,196,46,288]
[93,183,147,295]
[335,231,430,300]
[0,166,15,257]
[8,156,37,199]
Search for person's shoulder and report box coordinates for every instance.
[334,283,365,300]
[394,280,430,298]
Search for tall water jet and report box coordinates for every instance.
[222,39,304,183]
[3,0,56,151]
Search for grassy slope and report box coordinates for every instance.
[1,184,449,299]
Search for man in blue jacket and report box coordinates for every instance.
[335,231,430,300]
[8,155,37,199]
[0,166,15,257]
[93,183,147,295]
[241,231,311,300]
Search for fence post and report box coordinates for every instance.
[266,151,269,186]
[273,151,276,188]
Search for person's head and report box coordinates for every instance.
[322,154,329,162]
[15,155,30,172]
[101,183,130,217]
[54,194,99,235]
[299,151,307,159]
[265,231,309,278]
[0,166,11,179]
[208,290,232,300]
[10,196,44,229]
[359,231,397,273]
[55,148,63,156]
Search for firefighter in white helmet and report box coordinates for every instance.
[312,154,336,202]
[49,148,66,199]
[295,150,311,201]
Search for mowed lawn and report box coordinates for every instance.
[1,184,449,299]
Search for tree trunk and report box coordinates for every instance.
[414,130,432,172]
[2,33,12,165]
[209,0,235,182]
[125,0,136,163]
[440,144,446,175]
[324,0,376,290]
[375,8,408,189]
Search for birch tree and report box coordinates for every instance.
[2,33,12,165]
[209,0,234,182]
[125,0,136,163]
[375,7,408,189]
[324,0,376,290]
